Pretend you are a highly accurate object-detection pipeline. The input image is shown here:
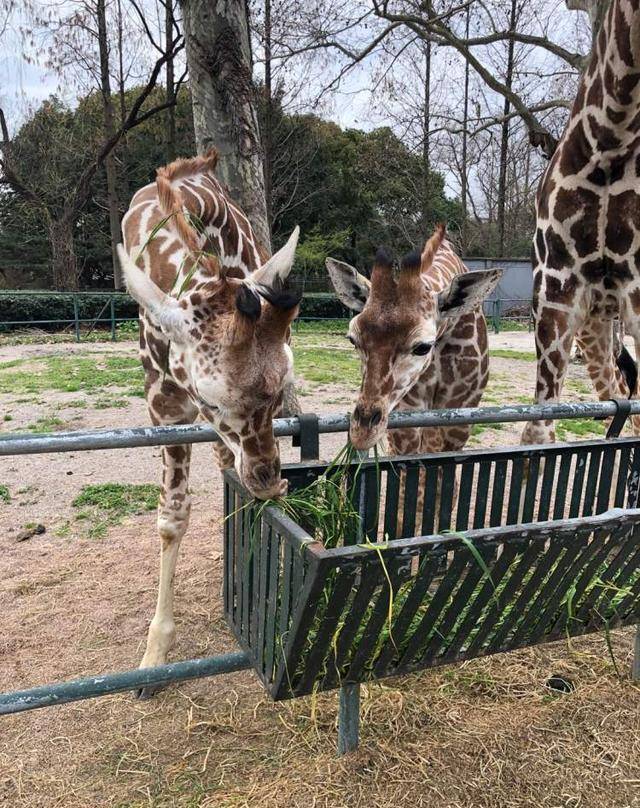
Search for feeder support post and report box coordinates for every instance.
[337,440,367,755]
[338,683,361,755]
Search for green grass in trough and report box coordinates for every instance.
[248,452,638,692]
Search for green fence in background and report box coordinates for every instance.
[0,290,532,341]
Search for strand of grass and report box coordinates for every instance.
[594,608,623,678]
[358,538,397,650]
[449,532,500,610]
[134,211,181,262]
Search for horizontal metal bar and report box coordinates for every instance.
[0,652,251,715]
[0,402,637,457]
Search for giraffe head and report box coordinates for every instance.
[118,229,300,499]
[326,225,501,450]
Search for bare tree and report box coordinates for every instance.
[497,0,518,256]
[165,0,178,161]
[97,0,123,287]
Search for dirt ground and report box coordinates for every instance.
[1,333,639,808]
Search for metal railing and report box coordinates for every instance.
[1,400,639,752]
[0,400,634,456]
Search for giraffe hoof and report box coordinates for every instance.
[134,682,168,700]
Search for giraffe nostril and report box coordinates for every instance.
[354,405,383,429]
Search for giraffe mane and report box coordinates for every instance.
[155,148,221,279]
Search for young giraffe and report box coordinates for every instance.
[326,225,502,455]
[119,149,300,695]
[522,0,640,446]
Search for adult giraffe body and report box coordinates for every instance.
[327,225,501,453]
[119,149,300,693]
[523,0,640,445]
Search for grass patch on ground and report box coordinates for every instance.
[0,484,10,504]
[293,345,360,387]
[0,354,144,396]
[94,395,129,409]
[556,418,606,441]
[565,379,592,396]
[26,415,65,432]
[72,482,160,539]
[494,320,530,332]
[489,348,536,362]
[61,398,88,409]
[471,422,505,437]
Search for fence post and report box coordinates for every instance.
[337,441,367,756]
[73,295,80,342]
[110,296,116,342]
[492,300,499,335]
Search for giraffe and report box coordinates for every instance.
[326,224,502,455]
[522,0,640,446]
[119,149,300,695]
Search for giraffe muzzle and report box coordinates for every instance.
[350,404,387,450]
[243,462,288,500]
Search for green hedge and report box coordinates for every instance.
[0,291,348,331]
[298,293,349,319]
[0,292,138,332]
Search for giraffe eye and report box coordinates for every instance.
[412,342,432,356]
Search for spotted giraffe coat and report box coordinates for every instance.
[524,0,640,443]
[388,240,490,456]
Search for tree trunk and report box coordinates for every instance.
[165,0,177,162]
[49,217,78,291]
[566,0,610,47]
[263,0,273,229]
[497,0,517,257]
[117,0,127,125]
[460,6,470,253]
[421,40,431,232]
[97,0,123,289]
[180,0,271,250]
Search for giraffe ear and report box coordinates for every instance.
[117,244,188,342]
[437,269,503,320]
[326,257,370,312]
[251,225,300,288]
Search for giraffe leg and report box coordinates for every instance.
[137,380,198,699]
[387,425,422,537]
[423,426,470,533]
[618,317,640,434]
[521,306,581,445]
[575,320,628,402]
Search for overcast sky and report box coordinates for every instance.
[1,17,374,136]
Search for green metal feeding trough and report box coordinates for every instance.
[224,437,640,701]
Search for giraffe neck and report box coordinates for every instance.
[422,240,466,295]
[571,0,640,150]
[172,172,264,279]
